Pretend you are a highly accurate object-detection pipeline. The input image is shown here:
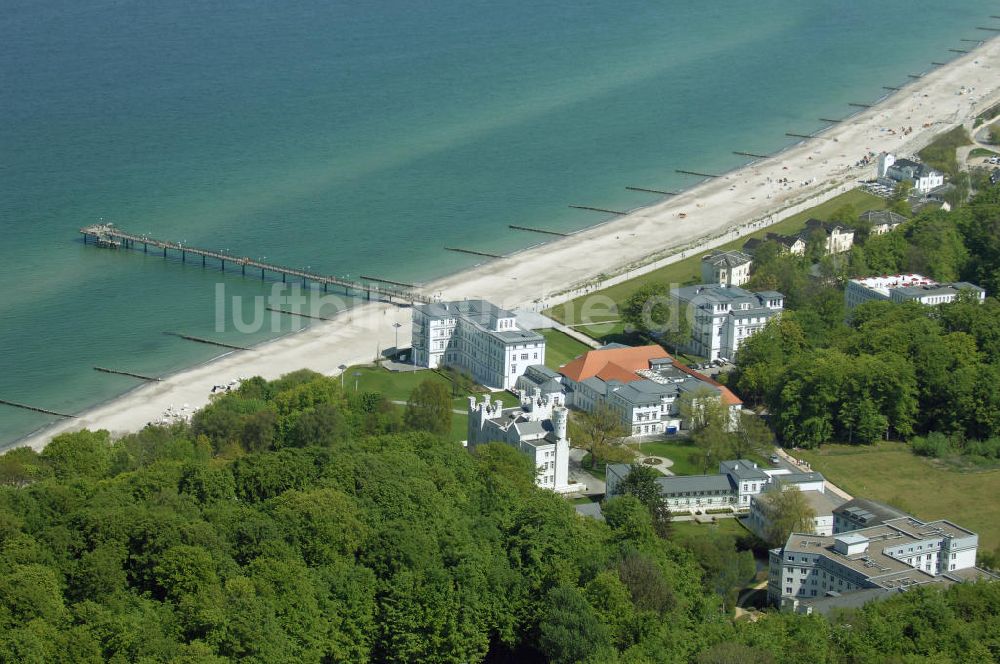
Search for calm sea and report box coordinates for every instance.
[0,0,995,445]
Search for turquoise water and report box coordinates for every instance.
[1,0,996,445]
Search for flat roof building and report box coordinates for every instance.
[845,274,985,311]
[769,515,990,613]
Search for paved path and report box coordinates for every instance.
[552,323,601,349]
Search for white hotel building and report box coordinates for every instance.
[670,284,784,361]
[845,274,985,311]
[769,516,987,614]
[412,300,545,390]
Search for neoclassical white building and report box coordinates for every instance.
[670,284,784,361]
[467,390,571,492]
[412,299,545,390]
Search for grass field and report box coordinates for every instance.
[795,442,1000,551]
[345,364,520,443]
[545,189,885,331]
[538,329,591,370]
[671,517,748,541]
[637,440,708,476]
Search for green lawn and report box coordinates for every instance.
[545,189,885,329]
[538,328,591,370]
[970,147,1000,158]
[795,442,1000,551]
[637,440,710,476]
[671,517,748,541]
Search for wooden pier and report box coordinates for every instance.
[508,225,570,237]
[848,102,872,108]
[0,398,76,418]
[931,62,947,66]
[960,39,983,43]
[785,132,813,139]
[444,247,504,259]
[818,118,842,124]
[883,86,901,91]
[165,332,250,351]
[949,49,971,54]
[266,306,337,321]
[360,275,418,289]
[94,367,161,381]
[907,73,923,79]
[79,223,429,304]
[977,26,1000,32]
[733,151,768,159]
[675,169,720,178]
[568,205,628,216]
[625,186,678,196]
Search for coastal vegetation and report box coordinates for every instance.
[917,125,971,177]
[2,370,999,662]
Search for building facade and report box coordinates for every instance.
[606,460,825,514]
[858,209,907,235]
[747,479,845,539]
[700,250,753,287]
[803,218,855,254]
[467,390,571,492]
[412,299,545,390]
[670,284,784,361]
[556,344,743,437]
[845,274,986,311]
[878,153,945,193]
[768,516,982,613]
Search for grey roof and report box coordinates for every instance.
[656,474,735,495]
[580,376,608,396]
[720,459,770,481]
[802,489,847,515]
[797,587,899,615]
[834,498,911,527]
[673,284,784,312]
[893,282,985,299]
[493,329,545,343]
[415,298,514,320]
[575,502,605,521]
[772,471,825,486]
[702,250,752,268]
[517,365,563,395]
[513,421,550,438]
[858,209,907,226]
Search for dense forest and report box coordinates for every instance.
[732,186,1000,452]
[1,370,999,662]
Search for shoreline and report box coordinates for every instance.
[10,36,1000,452]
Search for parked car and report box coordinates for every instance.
[769,454,781,465]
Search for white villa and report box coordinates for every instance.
[467,389,571,492]
[670,284,784,361]
[803,218,855,255]
[412,299,545,390]
[845,274,985,311]
[700,250,753,287]
[769,515,989,615]
[858,209,907,235]
[878,153,945,193]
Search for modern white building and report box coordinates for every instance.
[606,459,825,514]
[555,344,743,437]
[878,153,945,193]
[670,284,784,361]
[467,389,572,492]
[700,250,753,287]
[768,516,985,614]
[845,274,986,311]
[858,209,907,235]
[412,299,545,390]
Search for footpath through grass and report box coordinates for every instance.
[795,442,1000,551]
[545,189,885,331]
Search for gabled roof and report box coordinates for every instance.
[559,345,669,383]
[670,361,743,406]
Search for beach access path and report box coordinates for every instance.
[15,38,1000,451]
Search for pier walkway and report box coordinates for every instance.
[79,224,430,304]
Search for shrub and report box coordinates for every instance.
[911,432,953,458]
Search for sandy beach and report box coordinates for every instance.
[14,38,1000,451]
